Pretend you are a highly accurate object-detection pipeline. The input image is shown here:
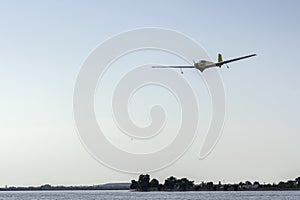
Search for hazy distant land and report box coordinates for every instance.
[0,183,130,191]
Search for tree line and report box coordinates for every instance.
[130,174,194,191]
[130,174,300,191]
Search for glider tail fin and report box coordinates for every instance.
[218,53,223,62]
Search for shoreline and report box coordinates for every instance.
[1,187,300,192]
[1,189,300,192]
[1,175,299,192]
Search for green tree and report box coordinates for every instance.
[137,174,150,191]
[253,181,260,189]
[245,181,252,186]
[295,177,300,186]
[149,178,159,189]
[278,181,285,188]
[176,178,194,191]
[253,181,260,185]
[194,185,201,191]
[158,184,163,191]
[233,184,239,191]
[286,180,296,188]
[206,182,214,189]
[130,180,138,190]
[164,176,177,190]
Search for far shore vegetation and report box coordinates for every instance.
[1,175,300,192]
[130,174,300,192]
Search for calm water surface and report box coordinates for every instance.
[0,190,299,200]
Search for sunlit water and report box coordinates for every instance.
[0,190,299,200]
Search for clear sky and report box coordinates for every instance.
[0,0,300,186]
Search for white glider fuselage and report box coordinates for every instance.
[194,60,214,72]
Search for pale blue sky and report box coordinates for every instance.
[0,0,300,186]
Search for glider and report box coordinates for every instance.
[152,53,257,73]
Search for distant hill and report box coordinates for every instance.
[96,183,130,190]
[0,183,131,191]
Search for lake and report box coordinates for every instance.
[0,190,300,199]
